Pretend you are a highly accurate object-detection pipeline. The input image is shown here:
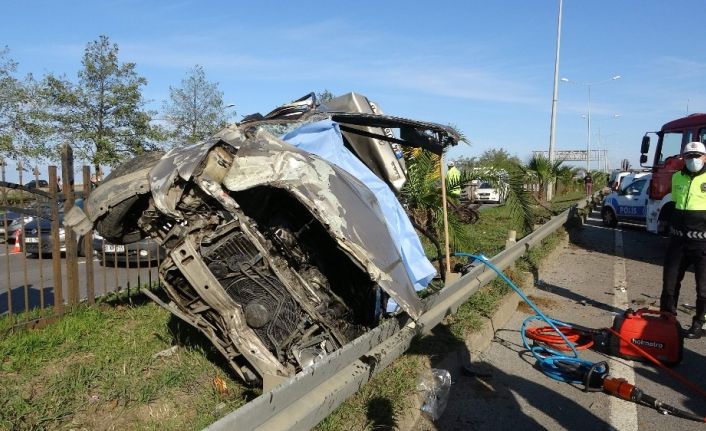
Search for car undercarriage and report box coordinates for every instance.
[65,92,460,387]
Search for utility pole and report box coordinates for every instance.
[546,0,563,202]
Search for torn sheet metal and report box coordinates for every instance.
[83,91,460,386]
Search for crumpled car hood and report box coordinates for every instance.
[148,128,423,318]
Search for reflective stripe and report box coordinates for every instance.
[670,227,706,239]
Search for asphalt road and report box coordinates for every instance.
[0,247,160,315]
[417,207,706,430]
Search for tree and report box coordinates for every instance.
[41,35,161,171]
[524,154,564,203]
[316,89,335,105]
[0,47,49,160]
[555,165,580,195]
[162,65,231,145]
[401,149,533,279]
[477,148,521,169]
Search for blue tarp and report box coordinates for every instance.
[282,120,436,305]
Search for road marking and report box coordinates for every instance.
[608,228,638,431]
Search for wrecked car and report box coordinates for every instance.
[66,92,460,387]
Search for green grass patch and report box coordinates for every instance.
[0,294,255,430]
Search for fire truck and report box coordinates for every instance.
[640,113,706,233]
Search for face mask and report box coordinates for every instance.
[686,157,704,173]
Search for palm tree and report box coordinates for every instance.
[525,154,564,203]
[400,150,534,278]
[555,165,579,195]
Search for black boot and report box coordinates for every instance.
[685,319,706,339]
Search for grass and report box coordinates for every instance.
[0,292,255,430]
[0,191,582,431]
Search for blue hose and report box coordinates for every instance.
[453,252,605,384]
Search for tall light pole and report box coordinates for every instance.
[546,0,563,202]
[561,75,621,171]
[584,114,619,172]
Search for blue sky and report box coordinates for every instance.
[3,0,706,176]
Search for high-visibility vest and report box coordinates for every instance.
[670,169,706,236]
[672,170,706,211]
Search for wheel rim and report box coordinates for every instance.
[603,210,615,225]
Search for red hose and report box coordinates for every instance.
[526,325,594,351]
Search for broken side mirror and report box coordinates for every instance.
[641,135,650,154]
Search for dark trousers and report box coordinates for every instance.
[661,236,706,324]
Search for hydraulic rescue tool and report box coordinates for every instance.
[454,252,706,424]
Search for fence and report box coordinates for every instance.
[0,145,162,330]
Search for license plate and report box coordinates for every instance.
[104,244,125,253]
[24,237,39,243]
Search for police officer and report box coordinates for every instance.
[661,141,706,339]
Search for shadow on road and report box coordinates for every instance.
[568,207,667,268]
[0,284,55,315]
[409,324,611,431]
[631,342,706,419]
[534,281,624,315]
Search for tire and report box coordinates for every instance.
[94,151,164,244]
[602,207,618,227]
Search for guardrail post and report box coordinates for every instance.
[505,230,517,249]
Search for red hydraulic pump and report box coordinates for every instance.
[607,308,683,366]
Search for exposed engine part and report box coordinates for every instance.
[73,92,462,388]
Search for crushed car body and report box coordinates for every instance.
[65,92,460,387]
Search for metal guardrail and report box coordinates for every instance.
[206,198,591,431]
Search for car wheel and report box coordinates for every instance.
[94,151,164,244]
[602,207,618,227]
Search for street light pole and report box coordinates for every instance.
[561,75,620,172]
[546,0,563,201]
[587,84,592,171]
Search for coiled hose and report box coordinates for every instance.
[453,252,606,384]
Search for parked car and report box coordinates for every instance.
[23,213,90,257]
[67,92,461,387]
[473,182,506,204]
[606,170,650,192]
[1,211,24,242]
[95,236,164,266]
[25,179,49,189]
[1,202,57,243]
[601,174,652,227]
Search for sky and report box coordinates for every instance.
[3,0,706,180]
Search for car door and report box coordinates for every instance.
[615,178,648,222]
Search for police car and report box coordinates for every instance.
[601,173,652,227]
